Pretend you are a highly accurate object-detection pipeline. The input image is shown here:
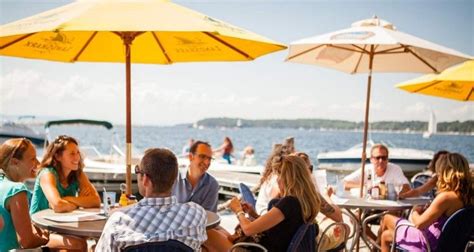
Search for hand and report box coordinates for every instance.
[241,201,258,218]
[229,197,242,213]
[326,186,334,197]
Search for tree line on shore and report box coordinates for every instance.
[189,117,474,133]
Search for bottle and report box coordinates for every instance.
[379,181,387,199]
[119,193,128,207]
[371,183,380,199]
[366,174,373,198]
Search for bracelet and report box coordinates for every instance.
[236,211,245,219]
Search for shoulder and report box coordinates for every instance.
[387,163,403,171]
[0,177,28,199]
[205,173,219,187]
[38,167,57,178]
[178,202,207,221]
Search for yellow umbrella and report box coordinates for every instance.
[0,0,286,194]
[396,60,474,101]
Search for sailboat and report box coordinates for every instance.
[423,111,437,138]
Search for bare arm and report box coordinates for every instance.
[319,192,343,222]
[63,172,100,208]
[8,192,49,248]
[238,207,285,236]
[400,176,437,199]
[410,192,452,229]
[344,180,361,190]
[40,173,77,212]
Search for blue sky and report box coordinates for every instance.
[1,0,473,125]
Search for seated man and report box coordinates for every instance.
[172,141,219,212]
[96,148,207,251]
[343,144,410,193]
[343,144,410,242]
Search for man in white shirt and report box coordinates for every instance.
[343,144,410,193]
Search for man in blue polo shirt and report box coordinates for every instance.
[172,141,219,212]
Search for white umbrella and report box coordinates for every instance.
[286,16,471,198]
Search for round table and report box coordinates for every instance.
[32,208,222,239]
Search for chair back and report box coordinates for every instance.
[286,223,318,252]
[436,207,474,252]
[239,183,257,208]
[122,240,193,252]
[411,173,435,198]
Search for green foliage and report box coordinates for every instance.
[194,117,474,133]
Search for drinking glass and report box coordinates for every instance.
[393,183,403,200]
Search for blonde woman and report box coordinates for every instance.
[204,155,320,252]
[379,153,473,252]
[0,138,48,251]
[30,135,100,214]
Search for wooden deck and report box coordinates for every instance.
[208,170,260,198]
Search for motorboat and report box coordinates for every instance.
[44,119,139,192]
[317,140,433,176]
[177,156,264,175]
[0,116,45,146]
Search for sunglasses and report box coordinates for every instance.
[372,155,388,161]
[134,165,148,176]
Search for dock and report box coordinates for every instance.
[208,170,260,198]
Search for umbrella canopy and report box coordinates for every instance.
[0,0,286,194]
[286,16,471,199]
[396,60,473,101]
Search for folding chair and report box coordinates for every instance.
[122,240,193,252]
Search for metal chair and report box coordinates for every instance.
[391,207,474,252]
[239,183,257,209]
[229,222,318,252]
[317,220,351,252]
[410,172,436,198]
[122,240,193,252]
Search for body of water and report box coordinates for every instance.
[42,125,474,164]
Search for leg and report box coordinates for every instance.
[378,214,398,245]
[47,234,87,252]
[381,229,394,252]
[202,227,233,252]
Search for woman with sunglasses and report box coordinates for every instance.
[0,138,49,251]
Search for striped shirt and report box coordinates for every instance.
[95,196,207,252]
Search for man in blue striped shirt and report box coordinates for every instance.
[96,148,207,251]
[172,141,219,212]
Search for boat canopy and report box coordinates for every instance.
[44,119,113,130]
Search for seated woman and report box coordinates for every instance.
[254,144,285,213]
[204,155,321,252]
[399,150,448,199]
[379,153,473,252]
[213,136,234,164]
[0,138,49,251]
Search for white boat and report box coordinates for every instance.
[423,110,437,139]
[317,140,433,176]
[177,157,264,175]
[44,119,140,192]
[0,116,45,146]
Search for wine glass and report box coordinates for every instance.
[393,183,403,200]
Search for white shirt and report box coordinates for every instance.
[343,162,409,185]
[255,174,278,213]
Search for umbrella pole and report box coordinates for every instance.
[357,46,374,252]
[359,45,374,198]
[123,33,136,196]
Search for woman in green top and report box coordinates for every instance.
[31,135,100,213]
[0,138,48,251]
[30,135,101,251]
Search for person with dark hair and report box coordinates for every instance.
[213,136,234,164]
[399,150,449,199]
[96,148,207,251]
[172,141,219,212]
[30,135,100,214]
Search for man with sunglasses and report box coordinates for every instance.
[96,148,207,251]
[172,141,219,212]
[343,144,410,193]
